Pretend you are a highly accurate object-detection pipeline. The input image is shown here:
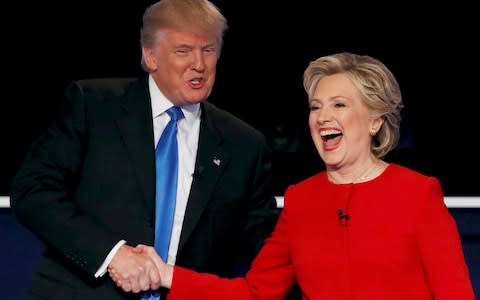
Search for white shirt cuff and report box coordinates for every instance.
[94,240,127,278]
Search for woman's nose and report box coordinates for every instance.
[315,108,332,124]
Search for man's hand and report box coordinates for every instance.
[107,244,162,293]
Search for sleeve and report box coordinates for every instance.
[9,82,122,277]
[94,240,126,278]
[416,177,475,300]
[169,206,296,300]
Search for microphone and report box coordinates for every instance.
[337,208,349,224]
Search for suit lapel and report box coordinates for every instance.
[178,102,230,251]
[115,77,156,214]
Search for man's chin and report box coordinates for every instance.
[183,92,211,104]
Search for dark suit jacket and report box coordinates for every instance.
[10,76,279,299]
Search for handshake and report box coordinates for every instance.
[108,244,173,293]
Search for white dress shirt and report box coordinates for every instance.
[95,75,200,277]
[150,75,200,264]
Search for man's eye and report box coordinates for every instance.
[176,49,189,54]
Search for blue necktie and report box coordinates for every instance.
[142,106,184,300]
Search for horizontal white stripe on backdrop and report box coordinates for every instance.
[1,196,480,209]
[273,196,480,209]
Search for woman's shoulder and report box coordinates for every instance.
[386,163,441,190]
[388,163,433,179]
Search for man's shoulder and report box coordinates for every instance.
[75,78,137,94]
[62,76,150,112]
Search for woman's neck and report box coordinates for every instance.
[327,158,387,184]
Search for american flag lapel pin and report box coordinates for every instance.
[213,157,221,166]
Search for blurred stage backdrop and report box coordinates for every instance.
[2,1,479,196]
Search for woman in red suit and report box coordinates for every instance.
[111,52,476,299]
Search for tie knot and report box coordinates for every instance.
[166,106,184,122]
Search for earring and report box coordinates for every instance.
[370,127,377,136]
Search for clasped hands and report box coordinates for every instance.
[108,244,172,293]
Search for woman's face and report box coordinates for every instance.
[308,73,381,171]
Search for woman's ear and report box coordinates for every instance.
[370,117,384,136]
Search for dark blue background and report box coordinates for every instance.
[1,207,479,299]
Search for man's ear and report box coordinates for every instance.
[142,47,157,71]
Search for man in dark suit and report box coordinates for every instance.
[10,0,279,299]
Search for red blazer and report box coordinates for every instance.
[170,164,475,300]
